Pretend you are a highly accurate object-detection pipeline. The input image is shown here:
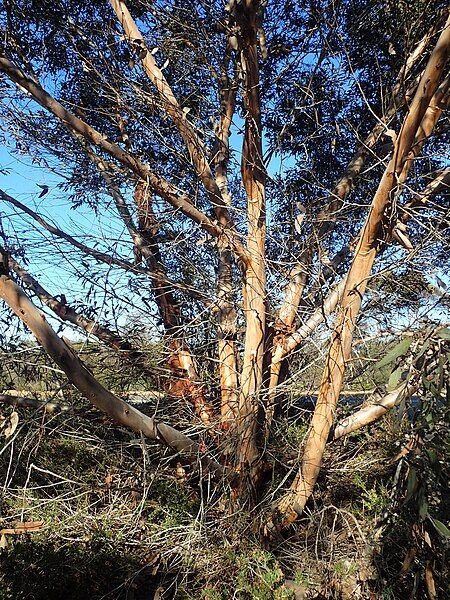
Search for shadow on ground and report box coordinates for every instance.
[0,538,159,600]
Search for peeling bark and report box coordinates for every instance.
[266,27,432,418]
[131,181,215,427]
[235,1,266,475]
[0,271,224,477]
[109,0,244,242]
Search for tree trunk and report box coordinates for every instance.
[235,2,266,477]
[274,17,450,525]
[214,49,239,429]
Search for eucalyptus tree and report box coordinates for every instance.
[0,0,449,529]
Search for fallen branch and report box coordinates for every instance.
[0,393,72,413]
[0,521,44,535]
[0,271,225,478]
[332,381,419,441]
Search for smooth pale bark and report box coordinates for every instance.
[266,259,340,422]
[265,255,310,421]
[275,277,347,364]
[265,278,347,434]
[110,0,241,427]
[110,1,240,428]
[217,241,239,428]
[11,170,212,426]
[0,54,249,264]
[398,76,450,185]
[0,271,224,477]
[315,20,438,237]
[235,2,267,473]
[109,0,233,231]
[272,20,436,320]
[275,16,450,525]
[266,28,431,411]
[332,381,419,441]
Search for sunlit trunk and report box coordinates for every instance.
[274,18,450,525]
[214,51,239,429]
[235,1,266,476]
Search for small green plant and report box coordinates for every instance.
[234,549,293,599]
[285,423,308,447]
[380,585,395,600]
[333,561,357,577]
[293,570,312,588]
[352,473,389,516]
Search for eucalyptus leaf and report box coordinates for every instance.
[436,327,450,340]
[418,489,428,520]
[429,517,450,539]
[376,338,412,369]
[388,367,403,391]
[406,467,417,501]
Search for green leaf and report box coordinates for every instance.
[376,338,412,369]
[388,367,403,391]
[418,489,428,520]
[429,517,450,539]
[436,327,450,340]
[426,449,438,466]
[406,467,417,501]
[416,339,431,361]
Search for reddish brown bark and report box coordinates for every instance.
[132,181,215,427]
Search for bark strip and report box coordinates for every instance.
[109,0,235,230]
[214,46,239,428]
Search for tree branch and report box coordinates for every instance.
[0,189,210,304]
[0,54,232,243]
[274,15,450,526]
[0,268,225,477]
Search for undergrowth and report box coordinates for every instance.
[0,381,448,599]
